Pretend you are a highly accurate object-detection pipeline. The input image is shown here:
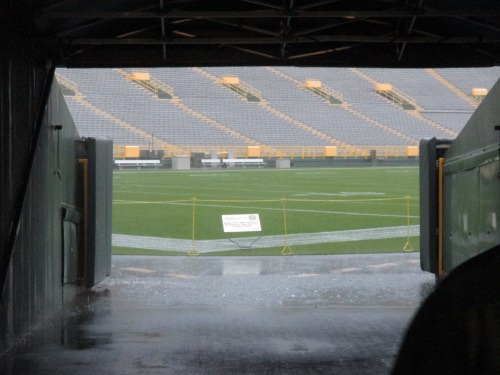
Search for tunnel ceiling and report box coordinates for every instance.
[2,0,500,68]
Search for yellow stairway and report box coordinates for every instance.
[72,95,172,148]
[116,68,259,146]
[259,101,348,146]
[350,68,457,138]
[172,101,259,146]
[194,67,345,146]
[406,111,458,138]
[56,72,171,147]
[425,69,479,108]
[266,67,416,145]
[342,105,417,144]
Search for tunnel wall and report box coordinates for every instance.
[0,55,82,352]
[441,78,500,272]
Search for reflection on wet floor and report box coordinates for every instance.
[222,258,262,275]
[62,290,113,351]
[0,254,435,375]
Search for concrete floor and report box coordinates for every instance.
[0,253,435,374]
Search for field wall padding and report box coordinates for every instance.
[85,137,113,288]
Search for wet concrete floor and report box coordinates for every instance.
[1,254,435,374]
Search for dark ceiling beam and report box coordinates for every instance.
[117,26,158,38]
[299,5,424,36]
[292,19,358,36]
[296,0,344,11]
[44,4,162,37]
[398,0,426,62]
[35,0,198,13]
[454,16,500,34]
[225,44,279,59]
[281,0,295,59]
[160,0,168,60]
[172,30,197,38]
[289,31,394,60]
[37,9,500,19]
[15,10,356,43]
[47,18,107,37]
[37,0,78,12]
[202,19,281,37]
[288,48,337,59]
[58,35,500,45]
[240,0,283,10]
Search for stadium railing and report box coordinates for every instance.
[114,145,419,159]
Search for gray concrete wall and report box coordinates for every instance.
[0,56,82,352]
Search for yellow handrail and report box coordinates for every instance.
[438,157,445,277]
[114,145,418,159]
[222,80,262,101]
[376,85,420,110]
[305,82,343,103]
[55,73,79,94]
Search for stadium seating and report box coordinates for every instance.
[420,111,474,134]
[205,67,410,146]
[65,100,140,144]
[258,67,456,141]
[434,67,500,98]
[356,68,473,110]
[151,68,332,146]
[56,66,500,151]
[58,69,250,146]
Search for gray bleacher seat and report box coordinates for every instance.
[57,66,499,148]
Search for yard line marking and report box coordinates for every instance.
[294,192,386,197]
[113,201,419,219]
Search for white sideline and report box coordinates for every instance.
[112,225,419,253]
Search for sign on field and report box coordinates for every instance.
[222,214,262,233]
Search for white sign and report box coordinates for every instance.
[222,214,262,233]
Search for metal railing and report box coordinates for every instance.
[376,86,419,110]
[305,83,343,103]
[113,145,418,159]
[130,70,174,97]
[223,80,262,101]
[55,73,79,94]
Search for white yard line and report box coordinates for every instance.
[113,201,419,219]
[113,225,419,253]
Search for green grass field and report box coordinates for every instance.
[112,166,420,255]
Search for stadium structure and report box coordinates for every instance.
[1,0,500,371]
[56,66,500,162]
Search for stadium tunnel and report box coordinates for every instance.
[1,0,500,371]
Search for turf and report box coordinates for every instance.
[205,236,420,256]
[112,236,419,256]
[112,167,419,255]
[112,246,183,256]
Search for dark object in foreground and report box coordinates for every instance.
[393,244,500,374]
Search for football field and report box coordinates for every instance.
[112,166,419,255]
